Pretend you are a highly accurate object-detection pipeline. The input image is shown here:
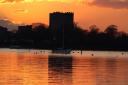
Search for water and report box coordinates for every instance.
[0,49,128,85]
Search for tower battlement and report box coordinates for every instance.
[49,12,74,48]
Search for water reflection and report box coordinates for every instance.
[17,53,48,85]
[0,50,128,85]
[48,55,72,85]
[94,57,118,85]
[72,57,97,85]
[0,52,48,85]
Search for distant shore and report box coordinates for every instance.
[0,12,128,52]
[0,46,128,52]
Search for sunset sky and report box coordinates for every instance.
[0,0,128,32]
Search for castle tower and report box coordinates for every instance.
[49,12,74,48]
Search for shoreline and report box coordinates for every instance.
[0,47,128,52]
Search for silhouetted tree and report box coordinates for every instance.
[89,25,99,35]
[0,19,127,50]
[32,23,50,48]
[0,26,10,46]
[105,25,118,37]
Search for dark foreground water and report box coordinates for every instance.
[0,49,128,85]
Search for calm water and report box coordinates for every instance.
[0,49,128,85]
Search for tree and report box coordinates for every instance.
[89,25,99,34]
[105,25,118,36]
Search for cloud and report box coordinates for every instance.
[87,0,128,9]
[1,0,128,9]
[0,19,18,31]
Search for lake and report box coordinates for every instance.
[0,48,128,85]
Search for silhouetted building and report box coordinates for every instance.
[49,12,74,31]
[49,12,74,48]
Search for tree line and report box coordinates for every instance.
[0,23,128,51]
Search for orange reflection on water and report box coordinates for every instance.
[72,56,97,85]
[0,51,48,85]
[0,50,128,85]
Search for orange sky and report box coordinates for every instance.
[0,0,128,32]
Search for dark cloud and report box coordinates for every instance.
[88,0,128,9]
